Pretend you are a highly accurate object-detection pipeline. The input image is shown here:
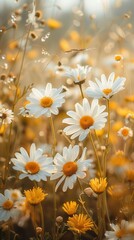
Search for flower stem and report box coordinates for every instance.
[79,84,84,99]
[50,116,57,154]
[106,99,110,145]
[78,180,98,235]
[49,116,57,239]
[89,132,102,176]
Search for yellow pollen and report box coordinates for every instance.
[80,116,94,129]
[63,162,77,176]
[25,161,40,174]
[40,97,53,108]
[121,128,129,136]
[103,88,112,95]
[3,200,13,210]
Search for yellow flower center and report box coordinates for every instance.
[115,55,122,61]
[80,116,94,129]
[103,88,112,95]
[40,97,53,108]
[25,161,40,174]
[3,200,13,210]
[121,128,129,136]
[63,162,77,176]
[116,229,126,238]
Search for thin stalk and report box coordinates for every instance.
[89,132,102,176]
[50,116,57,153]
[78,180,98,235]
[49,116,57,239]
[79,84,84,99]
[34,182,45,240]
[106,99,110,145]
[3,24,32,188]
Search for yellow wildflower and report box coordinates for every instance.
[67,214,93,234]
[62,201,78,215]
[24,187,47,205]
[89,178,107,194]
[46,18,62,29]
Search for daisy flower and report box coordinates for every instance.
[105,220,129,239]
[85,72,126,99]
[0,189,21,221]
[118,126,133,140]
[11,143,54,182]
[50,145,93,192]
[65,64,91,83]
[0,107,14,124]
[63,98,107,141]
[26,83,65,118]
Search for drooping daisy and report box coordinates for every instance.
[50,145,93,192]
[26,83,65,118]
[11,143,54,182]
[63,98,107,141]
[65,64,91,83]
[67,214,93,234]
[0,189,21,221]
[0,107,14,124]
[105,220,129,240]
[85,72,126,99]
[118,126,133,140]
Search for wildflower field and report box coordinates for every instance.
[0,0,134,239]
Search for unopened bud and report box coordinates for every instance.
[56,216,63,224]
[36,227,42,234]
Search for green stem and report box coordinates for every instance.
[78,180,98,235]
[79,84,84,99]
[89,132,102,176]
[50,116,57,154]
[49,116,57,239]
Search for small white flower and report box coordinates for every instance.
[50,145,93,192]
[105,220,129,240]
[11,143,54,182]
[0,190,21,222]
[65,64,91,83]
[63,98,107,141]
[0,108,14,124]
[26,83,65,118]
[118,126,133,140]
[85,72,126,99]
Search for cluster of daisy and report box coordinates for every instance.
[0,0,134,240]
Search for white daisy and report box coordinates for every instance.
[0,189,20,222]
[85,72,126,99]
[105,220,129,240]
[26,83,65,118]
[118,126,133,140]
[63,98,107,141]
[0,108,14,124]
[65,64,91,83]
[11,143,54,182]
[50,145,94,192]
